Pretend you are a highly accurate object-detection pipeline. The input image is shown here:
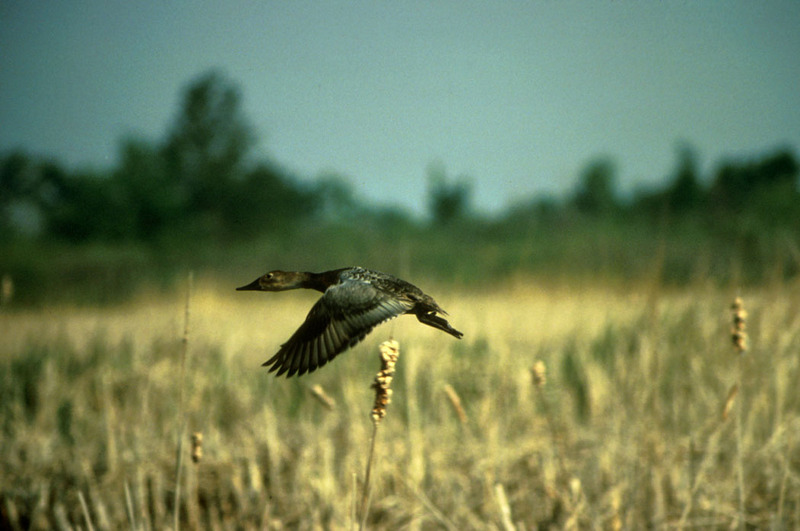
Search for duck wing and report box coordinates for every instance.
[263,280,410,377]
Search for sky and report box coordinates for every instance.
[2,1,799,215]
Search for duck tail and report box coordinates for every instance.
[416,312,464,339]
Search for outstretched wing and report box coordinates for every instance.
[263,281,410,377]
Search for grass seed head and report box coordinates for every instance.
[371,340,400,424]
[191,432,203,464]
[730,297,748,353]
[530,360,547,387]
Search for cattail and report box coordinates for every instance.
[730,296,747,526]
[360,339,400,530]
[530,360,547,387]
[191,432,203,464]
[370,340,400,424]
[309,384,336,410]
[443,384,468,424]
[730,297,747,353]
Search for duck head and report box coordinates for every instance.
[236,270,308,292]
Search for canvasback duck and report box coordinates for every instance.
[237,266,463,377]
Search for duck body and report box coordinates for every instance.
[237,267,463,377]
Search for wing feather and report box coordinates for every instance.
[263,280,410,377]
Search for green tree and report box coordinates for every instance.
[426,161,472,226]
[223,162,319,236]
[162,70,254,234]
[113,138,180,239]
[710,148,799,213]
[45,170,134,242]
[1,151,35,236]
[572,157,617,215]
[665,144,702,213]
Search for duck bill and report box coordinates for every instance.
[236,278,262,291]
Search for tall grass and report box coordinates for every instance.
[2,277,800,528]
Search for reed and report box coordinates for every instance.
[359,339,400,530]
[309,384,337,410]
[3,281,800,527]
[443,383,467,425]
[78,490,94,531]
[731,296,748,530]
[173,271,194,530]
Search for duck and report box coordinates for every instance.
[237,266,463,377]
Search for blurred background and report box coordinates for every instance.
[2,1,799,303]
[3,4,800,528]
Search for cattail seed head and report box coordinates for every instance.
[191,432,203,464]
[730,297,748,353]
[530,360,547,387]
[371,340,400,424]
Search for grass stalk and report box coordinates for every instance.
[359,423,379,531]
[494,483,515,531]
[124,480,136,530]
[173,271,193,531]
[531,361,568,480]
[443,383,467,425]
[350,472,358,531]
[78,490,95,531]
[730,296,747,530]
[359,339,400,530]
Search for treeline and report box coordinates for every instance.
[2,70,799,299]
[2,70,799,245]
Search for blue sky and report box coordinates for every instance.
[2,1,799,214]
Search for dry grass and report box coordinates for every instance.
[2,278,800,528]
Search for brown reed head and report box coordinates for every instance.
[530,360,547,387]
[370,340,400,424]
[730,297,748,354]
[191,432,203,464]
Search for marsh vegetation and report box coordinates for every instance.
[2,275,800,528]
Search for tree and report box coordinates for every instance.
[427,161,472,226]
[223,162,319,236]
[45,170,134,242]
[665,144,702,213]
[572,157,617,215]
[162,70,254,233]
[113,138,180,239]
[710,148,799,213]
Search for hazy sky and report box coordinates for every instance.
[2,1,799,214]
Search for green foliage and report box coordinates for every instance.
[426,161,473,225]
[571,156,617,215]
[113,138,182,238]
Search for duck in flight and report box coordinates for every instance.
[237,267,463,377]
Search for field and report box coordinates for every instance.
[2,275,800,529]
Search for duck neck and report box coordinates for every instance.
[302,271,335,293]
